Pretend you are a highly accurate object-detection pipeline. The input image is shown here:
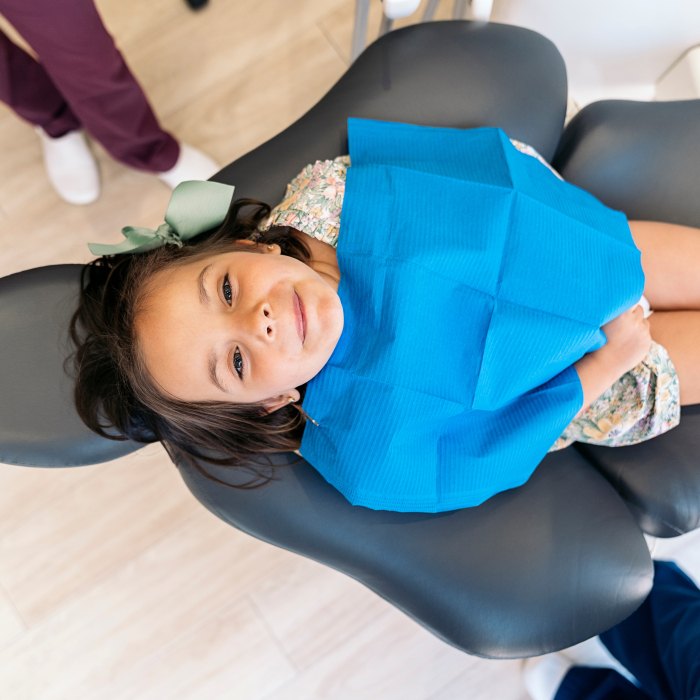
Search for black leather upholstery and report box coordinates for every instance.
[186,22,655,657]
[576,406,700,538]
[555,99,700,537]
[180,447,652,659]
[0,264,140,466]
[213,21,568,201]
[1,20,696,658]
[554,99,700,229]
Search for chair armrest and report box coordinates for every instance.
[576,404,700,538]
[554,99,700,228]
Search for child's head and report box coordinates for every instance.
[70,199,343,483]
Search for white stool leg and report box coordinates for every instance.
[471,0,494,21]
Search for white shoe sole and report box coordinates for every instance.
[36,128,101,205]
[157,143,220,189]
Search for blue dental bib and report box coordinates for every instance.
[300,119,644,513]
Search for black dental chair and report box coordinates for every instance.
[2,21,699,659]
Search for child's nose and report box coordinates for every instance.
[245,301,274,342]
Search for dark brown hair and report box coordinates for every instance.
[69,198,312,488]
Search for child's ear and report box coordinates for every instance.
[264,389,301,413]
[233,239,280,254]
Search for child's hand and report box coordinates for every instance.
[573,303,651,417]
[600,303,652,376]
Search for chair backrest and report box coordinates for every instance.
[212,21,568,202]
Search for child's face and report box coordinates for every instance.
[135,243,344,411]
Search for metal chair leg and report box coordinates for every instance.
[422,0,441,22]
[351,0,371,63]
[453,0,469,19]
[379,13,395,36]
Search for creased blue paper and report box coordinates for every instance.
[300,119,645,513]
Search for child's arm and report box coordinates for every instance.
[573,304,652,418]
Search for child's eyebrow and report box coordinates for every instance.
[198,263,213,307]
[198,262,229,393]
[208,350,228,393]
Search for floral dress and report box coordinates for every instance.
[259,145,681,451]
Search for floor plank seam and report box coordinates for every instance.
[0,628,25,658]
[247,592,301,674]
[317,18,351,67]
[0,577,26,628]
[0,578,27,655]
[256,605,402,700]
[88,590,301,700]
[153,4,349,122]
[3,506,203,631]
[0,463,109,541]
[422,662,488,700]
[110,9,188,57]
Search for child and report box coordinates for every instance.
[71,120,700,511]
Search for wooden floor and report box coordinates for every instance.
[0,1,699,698]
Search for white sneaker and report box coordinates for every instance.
[560,636,637,684]
[157,143,219,188]
[36,127,101,205]
[522,654,573,700]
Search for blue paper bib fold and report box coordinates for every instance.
[300,119,645,513]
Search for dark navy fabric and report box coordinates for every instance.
[556,668,649,700]
[555,561,700,700]
[301,118,645,512]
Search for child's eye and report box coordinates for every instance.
[223,274,233,304]
[233,347,244,379]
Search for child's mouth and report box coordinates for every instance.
[294,291,306,344]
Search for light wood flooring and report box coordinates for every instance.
[0,1,699,698]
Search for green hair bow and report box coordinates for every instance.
[88,180,235,256]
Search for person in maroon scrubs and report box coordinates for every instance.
[0,0,218,204]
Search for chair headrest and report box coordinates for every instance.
[0,264,141,467]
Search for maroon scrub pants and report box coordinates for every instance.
[0,0,179,172]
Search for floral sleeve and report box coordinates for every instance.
[258,155,350,247]
[549,341,680,451]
